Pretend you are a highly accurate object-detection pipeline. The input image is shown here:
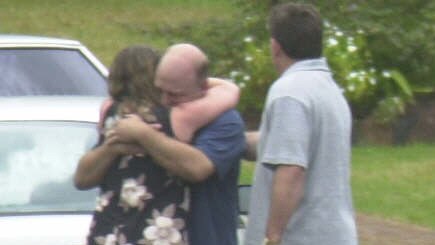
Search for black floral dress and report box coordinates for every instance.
[87,103,190,245]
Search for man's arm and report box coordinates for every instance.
[265,164,305,243]
[260,97,309,243]
[110,115,215,183]
[74,141,145,190]
[244,131,259,161]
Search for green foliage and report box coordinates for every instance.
[327,0,435,89]
[229,0,426,124]
[323,24,380,119]
[229,38,275,117]
[372,97,407,124]
[311,0,435,120]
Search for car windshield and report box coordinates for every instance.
[0,121,99,213]
[0,48,107,96]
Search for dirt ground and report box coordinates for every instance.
[357,213,435,245]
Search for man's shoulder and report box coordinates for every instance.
[195,109,245,141]
[208,109,244,126]
[274,69,321,86]
[269,68,336,102]
[267,74,310,106]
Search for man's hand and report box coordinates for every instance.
[106,142,147,156]
[110,114,145,142]
[105,114,158,143]
[244,131,259,161]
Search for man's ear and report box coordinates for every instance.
[270,38,282,58]
[200,78,209,90]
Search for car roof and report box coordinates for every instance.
[0,96,105,122]
[0,34,108,77]
[0,34,81,47]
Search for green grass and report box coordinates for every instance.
[0,0,238,65]
[239,161,255,185]
[351,144,435,228]
[240,144,435,229]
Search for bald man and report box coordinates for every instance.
[155,44,209,106]
[111,44,246,245]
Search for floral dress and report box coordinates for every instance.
[87,103,190,245]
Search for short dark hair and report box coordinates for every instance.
[269,3,323,60]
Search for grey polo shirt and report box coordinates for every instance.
[244,58,358,245]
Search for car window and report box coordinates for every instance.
[0,49,108,96]
[0,121,99,213]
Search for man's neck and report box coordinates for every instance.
[277,57,295,75]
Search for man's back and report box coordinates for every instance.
[189,109,245,245]
[245,58,357,245]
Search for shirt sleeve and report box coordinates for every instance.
[261,97,311,169]
[193,110,246,180]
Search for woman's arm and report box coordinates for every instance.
[171,77,240,142]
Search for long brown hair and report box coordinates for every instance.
[108,45,161,121]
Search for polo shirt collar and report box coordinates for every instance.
[282,57,330,77]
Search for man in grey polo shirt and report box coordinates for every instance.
[244,3,358,245]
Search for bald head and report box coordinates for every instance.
[161,43,208,83]
[167,43,208,65]
[154,43,209,106]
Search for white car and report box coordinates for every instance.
[0,34,108,96]
[0,96,104,245]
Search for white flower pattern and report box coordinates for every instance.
[89,104,188,245]
[96,191,114,212]
[94,227,132,245]
[119,175,153,211]
[138,204,185,245]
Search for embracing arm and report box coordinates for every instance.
[171,78,240,142]
[111,115,215,182]
[73,144,119,190]
[137,127,215,182]
[265,165,305,243]
[74,141,145,190]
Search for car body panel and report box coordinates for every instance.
[0,96,104,122]
[0,96,103,245]
[0,214,92,245]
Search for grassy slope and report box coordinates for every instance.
[0,0,237,65]
[352,144,435,228]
